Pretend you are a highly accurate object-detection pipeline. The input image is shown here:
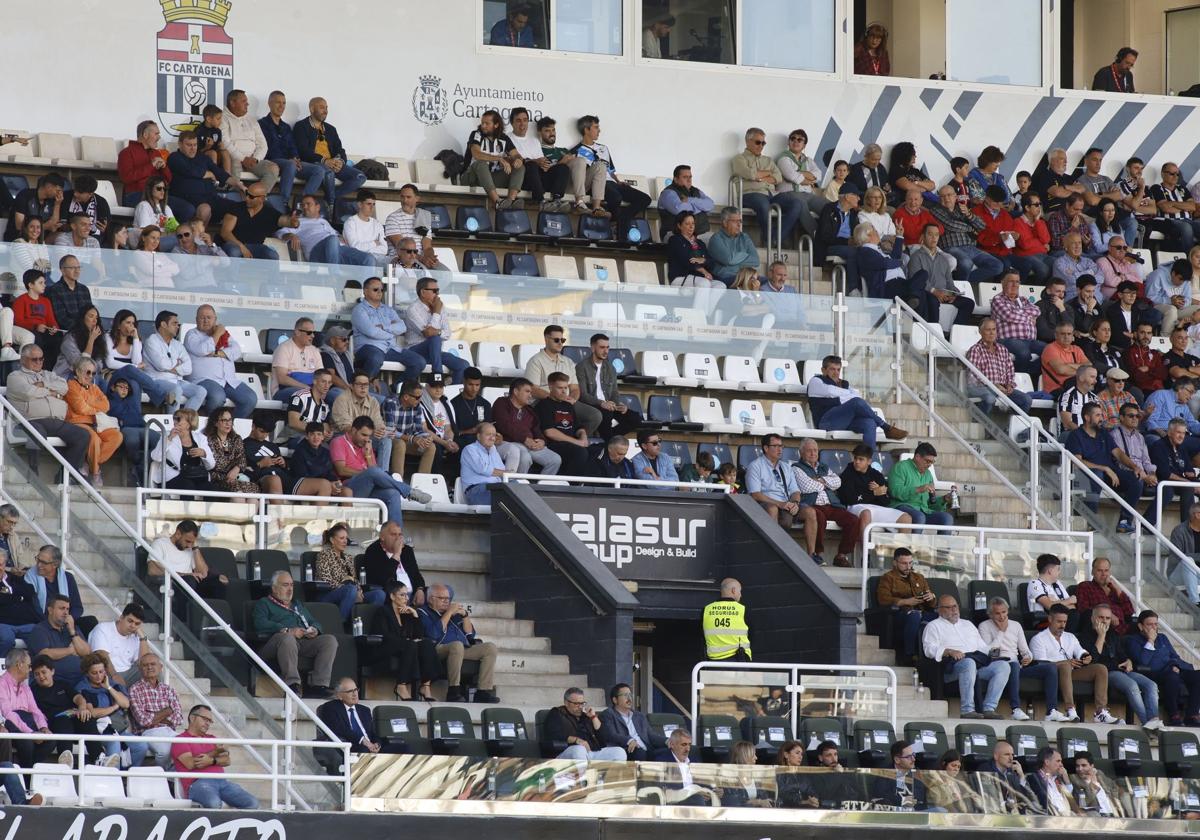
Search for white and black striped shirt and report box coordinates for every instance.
[287,389,329,425]
[1150,184,1192,220]
[1057,385,1098,427]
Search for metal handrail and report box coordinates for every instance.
[0,395,347,766]
[690,661,898,742]
[859,522,1095,610]
[885,300,1200,662]
[797,234,814,295]
[142,415,172,489]
[500,473,730,493]
[0,731,350,811]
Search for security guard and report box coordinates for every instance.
[701,577,751,661]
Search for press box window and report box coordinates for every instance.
[482,0,622,55]
[641,0,735,64]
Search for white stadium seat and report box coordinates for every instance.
[640,351,698,388]
[541,254,581,281]
[583,257,620,284]
[79,765,140,807]
[481,387,507,405]
[634,303,668,322]
[975,281,1002,315]
[686,397,734,432]
[30,762,79,805]
[515,344,540,371]
[769,402,823,437]
[474,342,521,377]
[949,325,979,355]
[125,767,194,809]
[624,261,661,286]
[80,135,119,166]
[761,358,804,392]
[721,355,762,390]
[445,340,473,367]
[727,399,773,434]
[678,352,736,389]
[589,302,627,321]
[374,156,412,182]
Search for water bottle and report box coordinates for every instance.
[487,721,496,740]
[950,486,961,512]
[359,567,367,586]
[303,558,314,583]
[1026,702,1034,720]
[1077,787,1088,810]
[252,558,261,581]
[912,670,920,689]
[352,616,363,637]
[975,592,986,611]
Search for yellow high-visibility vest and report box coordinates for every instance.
[701,599,751,660]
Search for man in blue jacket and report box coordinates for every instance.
[166,131,245,223]
[418,583,499,703]
[291,97,365,205]
[259,91,328,202]
[1126,609,1200,726]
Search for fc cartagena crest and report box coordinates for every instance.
[156,0,235,137]
[412,75,449,126]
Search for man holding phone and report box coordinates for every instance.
[546,687,627,761]
[906,223,973,329]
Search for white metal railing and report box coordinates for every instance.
[886,299,1200,664]
[0,394,348,806]
[1154,480,1200,578]
[0,731,349,811]
[690,661,898,742]
[500,472,730,493]
[859,522,1095,610]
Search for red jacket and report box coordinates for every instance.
[1012,215,1051,257]
[892,207,940,246]
[117,141,171,195]
[1126,344,1167,392]
[972,204,1017,256]
[11,293,58,332]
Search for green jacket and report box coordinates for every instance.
[252,597,323,637]
[887,459,945,514]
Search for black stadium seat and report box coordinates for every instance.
[424,204,451,232]
[610,348,654,384]
[495,208,532,236]
[536,211,572,240]
[503,252,539,276]
[696,442,734,470]
[462,250,499,274]
[647,395,701,431]
[579,213,616,243]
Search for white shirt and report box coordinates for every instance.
[183,327,243,387]
[642,26,662,58]
[594,363,605,403]
[87,621,141,673]
[805,376,861,404]
[1029,628,1085,662]
[403,299,451,345]
[507,131,543,161]
[1039,771,1071,814]
[977,619,1032,662]
[150,535,196,575]
[143,333,192,381]
[385,549,412,590]
[343,216,389,256]
[222,109,269,161]
[672,754,693,786]
[1026,578,1068,613]
[921,616,989,661]
[860,210,897,239]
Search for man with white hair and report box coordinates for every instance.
[251,571,337,699]
[128,652,184,764]
[5,343,91,470]
[185,305,257,418]
[1034,148,1085,214]
[222,89,280,194]
[793,438,863,567]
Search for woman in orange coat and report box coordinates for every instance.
[65,355,123,486]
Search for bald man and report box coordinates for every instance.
[701,578,752,661]
[184,305,257,418]
[292,97,366,204]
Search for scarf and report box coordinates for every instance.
[25,564,69,613]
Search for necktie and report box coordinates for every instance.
[348,707,364,739]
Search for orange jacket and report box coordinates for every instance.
[65,380,110,426]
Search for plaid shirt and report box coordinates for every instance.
[929,204,986,249]
[990,293,1039,341]
[966,340,1016,388]
[44,279,93,332]
[382,398,427,439]
[1096,388,1138,428]
[1047,210,1094,252]
[127,678,184,733]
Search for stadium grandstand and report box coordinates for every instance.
[8,0,1200,836]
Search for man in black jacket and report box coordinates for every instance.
[815,184,862,292]
[545,687,627,761]
[360,521,425,606]
[0,564,41,655]
[837,444,912,527]
[978,740,1037,813]
[591,436,637,479]
[576,333,641,438]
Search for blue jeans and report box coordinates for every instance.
[308,235,373,267]
[947,245,1005,283]
[946,657,1008,714]
[354,344,425,380]
[189,778,259,809]
[271,158,328,199]
[406,335,470,384]
[320,582,386,622]
[221,242,279,260]
[465,482,494,505]
[158,378,206,412]
[816,397,887,447]
[344,467,413,526]
[312,163,367,203]
[98,729,149,768]
[897,609,937,657]
[998,338,1047,378]
[0,763,30,805]
[374,435,393,479]
[895,507,954,526]
[110,365,173,407]
[1171,560,1200,603]
[1109,669,1160,724]
[1010,254,1054,283]
[1005,660,1059,711]
[967,384,1033,414]
[197,380,258,418]
[742,191,809,243]
[1161,218,1200,250]
[0,623,34,656]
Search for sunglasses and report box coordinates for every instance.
[549,337,565,343]
[644,439,661,445]
[403,249,419,254]
[178,232,192,239]
[749,139,765,146]
[297,329,316,336]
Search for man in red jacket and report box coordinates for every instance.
[892,188,940,247]
[116,121,195,220]
[973,184,1019,263]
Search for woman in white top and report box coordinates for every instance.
[859,186,897,246]
[132,175,177,249]
[105,308,174,407]
[10,216,52,277]
[150,407,215,491]
[130,225,179,289]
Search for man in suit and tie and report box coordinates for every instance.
[316,678,403,755]
[599,682,651,760]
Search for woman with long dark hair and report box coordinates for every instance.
[369,580,438,701]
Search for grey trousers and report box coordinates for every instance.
[464,159,525,194]
[258,631,337,688]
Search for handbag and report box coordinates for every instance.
[94,413,119,432]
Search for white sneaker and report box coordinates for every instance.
[1011,708,1031,721]
[1064,708,1080,722]
[100,753,122,768]
[0,347,18,363]
[1093,709,1121,725]
[1045,709,1069,722]
[57,751,73,767]
[1144,717,1164,731]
